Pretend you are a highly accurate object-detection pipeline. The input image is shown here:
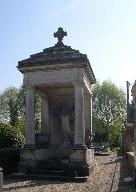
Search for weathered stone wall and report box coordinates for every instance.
[127,152,134,171]
[123,123,134,152]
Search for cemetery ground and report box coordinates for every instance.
[3,152,135,192]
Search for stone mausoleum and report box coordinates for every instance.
[17,27,96,178]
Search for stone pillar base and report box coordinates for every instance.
[24,144,37,150]
[70,148,95,177]
[73,144,87,149]
[18,148,38,173]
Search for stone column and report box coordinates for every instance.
[84,94,92,133]
[49,105,54,145]
[90,96,92,133]
[84,94,93,143]
[25,86,35,147]
[41,96,49,134]
[74,82,85,146]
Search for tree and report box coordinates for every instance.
[0,86,41,149]
[0,87,19,126]
[108,120,123,148]
[0,93,3,122]
[0,122,24,148]
[93,117,109,144]
[92,80,126,146]
[0,86,26,126]
[17,86,26,120]
[0,86,41,133]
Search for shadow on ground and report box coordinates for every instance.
[100,151,135,191]
[3,152,135,192]
[3,179,64,191]
[116,151,135,192]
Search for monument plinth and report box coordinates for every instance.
[17,27,96,178]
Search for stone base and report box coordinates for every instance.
[18,147,71,173]
[69,147,95,176]
[35,133,50,147]
[18,147,95,178]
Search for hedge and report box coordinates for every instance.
[0,123,24,148]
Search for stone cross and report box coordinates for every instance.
[54,27,67,46]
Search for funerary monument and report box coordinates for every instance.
[17,27,96,178]
[131,81,136,178]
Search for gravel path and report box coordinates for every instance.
[3,152,135,192]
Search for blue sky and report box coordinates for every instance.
[0,0,136,92]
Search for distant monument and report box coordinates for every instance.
[131,81,136,177]
[17,27,96,178]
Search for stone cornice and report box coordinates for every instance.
[17,44,96,85]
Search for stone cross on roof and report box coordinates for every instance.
[54,27,67,46]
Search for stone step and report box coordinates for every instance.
[12,172,88,182]
[27,169,65,176]
[38,162,67,170]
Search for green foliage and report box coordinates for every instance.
[93,117,108,142]
[92,80,126,146]
[0,87,19,125]
[34,95,41,132]
[0,94,3,121]
[0,123,24,148]
[108,120,123,147]
[8,97,18,126]
[0,86,42,148]
[93,80,126,125]
[111,147,120,152]
[17,86,26,119]
[16,119,25,135]
[0,86,26,126]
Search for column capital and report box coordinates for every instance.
[25,86,35,91]
[72,81,84,87]
[41,95,48,100]
[36,90,48,99]
[73,82,92,97]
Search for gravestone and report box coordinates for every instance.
[17,27,96,178]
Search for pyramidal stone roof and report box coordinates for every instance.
[18,27,96,83]
[18,44,88,67]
